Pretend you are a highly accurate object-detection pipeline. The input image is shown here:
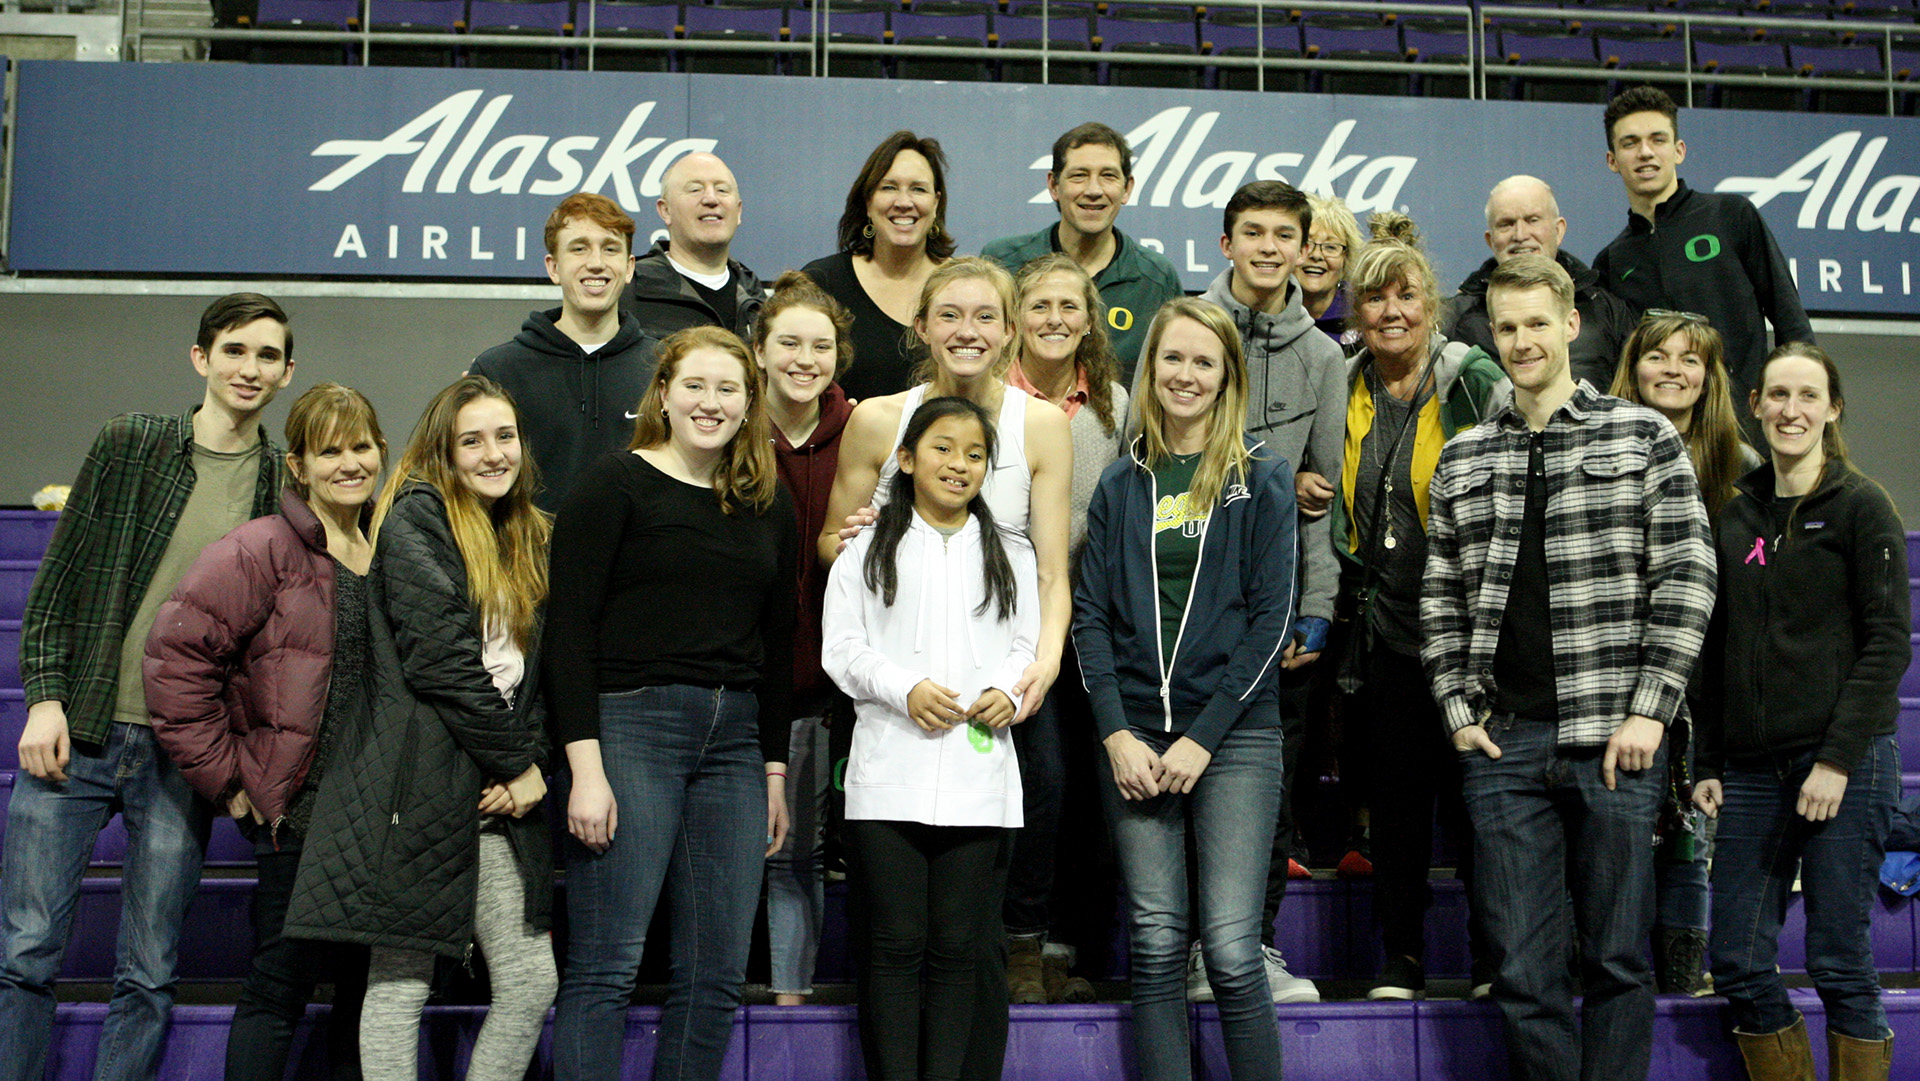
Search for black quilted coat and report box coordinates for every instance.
[284,483,552,958]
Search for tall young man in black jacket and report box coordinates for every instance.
[470,192,659,512]
[1592,86,1815,444]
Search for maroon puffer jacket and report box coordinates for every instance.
[144,489,338,826]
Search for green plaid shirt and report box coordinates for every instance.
[20,408,284,745]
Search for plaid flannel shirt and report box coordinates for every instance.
[1419,385,1716,747]
[20,408,283,745]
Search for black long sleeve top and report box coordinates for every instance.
[544,450,798,763]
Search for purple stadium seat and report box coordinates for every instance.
[580,0,678,69]
[1599,29,1690,74]
[1841,0,1913,18]
[995,2,1098,84]
[1498,21,1606,101]
[1400,15,1475,97]
[0,512,56,562]
[892,0,994,81]
[244,0,359,61]
[1199,7,1306,92]
[682,0,790,75]
[1789,35,1893,111]
[800,0,891,78]
[466,0,573,68]
[1695,32,1802,108]
[1096,2,1202,88]
[1301,13,1408,96]
[363,0,466,65]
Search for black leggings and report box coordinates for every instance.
[847,820,1009,1081]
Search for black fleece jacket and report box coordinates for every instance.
[1442,250,1638,393]
[1591,179,1814,410]
[619,240,766,341]
[1698,462,1910,780]
[469,308,660,512]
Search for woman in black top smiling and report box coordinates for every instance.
[545,325,797,1081]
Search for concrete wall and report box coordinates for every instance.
[1,290,1917,527]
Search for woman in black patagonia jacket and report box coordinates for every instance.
[1692,343,1911,1081]
[285,375,556,1081]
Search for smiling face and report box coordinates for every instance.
[662,346,751,459]
[192,317,294,422]
[1634,329,1707,423]
[1754,354,1840,464]
[293,424,383,516]
[655,152,742,254]
[898,412,989,519]
[866,149,939,253]
[1485,180,1567,264]
[1489,284,1579,398]
[1153,316,1227,433]
[1019,270,1091,369]
[1048,142,1134,243]
[451,396,522,508]
[1296,224,1348,306]
[1355,272,1431,369]
[1607,110,1686,206]
[916,276,1006,382]
[544,216,635,319]
[1221,207,1305,309]
[756,305,839,410]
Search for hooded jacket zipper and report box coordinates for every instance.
[1144,455,1214,733]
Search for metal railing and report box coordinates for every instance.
[114,0,1920,115]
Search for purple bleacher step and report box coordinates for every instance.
[0,771,256,866]
[1,620,19,688]
[50,1003,748,1081]
[0,563,34,624]
[0,511,57,562]
[1901,698,1919,765]
[1904,639,1920,699]
[1776,884,1915,973]
[63,877,255,981]
[1908,531,1920,578]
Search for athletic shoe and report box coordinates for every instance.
[1286,858,1312,880]
[1367,955,1426,1001]
[1263,945,1321,1003]
[1469,958,1496,1001]
[1185,941,1214,1002]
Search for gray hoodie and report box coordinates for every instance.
[1199,269,1346,625]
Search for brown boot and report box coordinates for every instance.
[1733,1015,1815,1081]
[1827,1028,1894,1081]
[1007,935,1047,1005]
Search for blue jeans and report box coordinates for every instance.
[551,686,767,1081]
[1708,736,1899,1041]
[0,722,212,1081]
[1102,720,1283,1081]
[766,715,828,997]
[1461,715,1664,1081]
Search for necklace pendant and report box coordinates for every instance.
[1384,533,1398,550]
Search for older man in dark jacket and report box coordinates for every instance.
[1442,175,1637,392]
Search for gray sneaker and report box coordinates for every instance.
[1262,945,1322,1004]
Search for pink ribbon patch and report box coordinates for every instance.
[1745,536,1767,565]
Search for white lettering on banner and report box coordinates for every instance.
[1028,109,1415,214]
[333,224,366,258]
[471,226,494,260]
[307,95,709,212]
[1184,240,1209,273]
[423,226,449,259]
[1716,131,1920,234]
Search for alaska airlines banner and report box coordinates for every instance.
[10,60,1920,314]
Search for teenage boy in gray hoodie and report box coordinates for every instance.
[1191,180,1346,1005]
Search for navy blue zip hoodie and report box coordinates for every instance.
[1073,434,1298,753]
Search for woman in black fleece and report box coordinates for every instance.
[1693,343,1911,1080]
[546,325,797,1081]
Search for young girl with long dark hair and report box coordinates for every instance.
[1694,343,1910,1080]
[284,374,556,1081]
[823,395,1038,1081]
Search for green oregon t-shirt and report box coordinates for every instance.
[1151,452,1209,664]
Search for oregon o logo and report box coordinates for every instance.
[1109,307,1134,331]
[1685,234,1721,263]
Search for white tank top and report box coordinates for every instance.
[872,383,1032,540]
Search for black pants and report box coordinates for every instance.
[1355,644,1480,964]
[227,834,369,1081]
[848,820,1008,1081]
[1260,661,1316,938]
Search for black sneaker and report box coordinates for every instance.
[1469,958,1496,1001]
[1367,955,1426,1001]
[1656,928,1711,997]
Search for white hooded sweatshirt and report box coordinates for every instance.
[822,513,1038,828]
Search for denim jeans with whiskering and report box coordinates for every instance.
[766,715,829,997]
[1102,719,1283,1081]
[551,685,766,1081]
[1709,736,1898,1041]
[1461,714,1664,1081]
[0,722,212,1081]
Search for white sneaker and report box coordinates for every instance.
[1185,941,1214,1002]
[1263,945,1322,1004]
